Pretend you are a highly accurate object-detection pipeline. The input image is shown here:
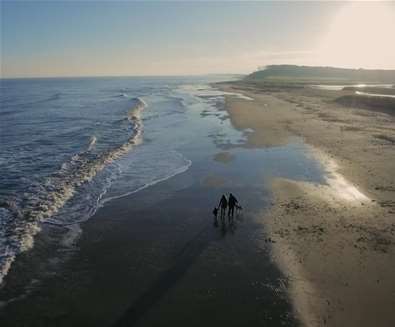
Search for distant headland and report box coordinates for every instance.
[246,65,395,84]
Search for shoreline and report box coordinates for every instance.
[1,78,394,326]
[218,81,395,327]
[0,85,299,327]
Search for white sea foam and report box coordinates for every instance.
[87,136,97,151]
[0,97,147,285]
[179,84,254,101]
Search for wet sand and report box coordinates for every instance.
[0,164,297,327]
[2,80,394,327]
[219,81,395,327]
[0,97,299,326]
[213,151,234,164]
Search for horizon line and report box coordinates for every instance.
[3,64,395,80]
[0,72,246,80]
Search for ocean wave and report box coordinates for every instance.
[17,92,63,107]
[87,136,97,151]
[0,97,146,285]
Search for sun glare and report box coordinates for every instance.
[317,2,395,69]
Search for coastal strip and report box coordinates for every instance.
[218,81,395,327]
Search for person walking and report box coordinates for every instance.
[228,193,239,220]
[218,194,228,222]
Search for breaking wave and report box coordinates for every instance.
[0,97,146,285]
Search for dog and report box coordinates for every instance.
[212,207,219,226]
[235,204,243,214]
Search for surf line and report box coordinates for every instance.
[0,97,147,286]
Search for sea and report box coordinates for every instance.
[0,75,244,285]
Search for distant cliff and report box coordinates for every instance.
[246,65,395,84]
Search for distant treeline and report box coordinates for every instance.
[246,65,395,84]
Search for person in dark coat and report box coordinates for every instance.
[218,194,228,222]
[228,193,238,220]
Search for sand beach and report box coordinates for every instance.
[1,77,394,327]
[219,81,395,327]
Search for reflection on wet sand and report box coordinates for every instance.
[316,149,370,203]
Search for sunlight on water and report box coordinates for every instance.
[326,171,370,203]
[355,91,395,99]
[324,158,369,203]
[310,84,393,91]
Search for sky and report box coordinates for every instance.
[1,1,395,78]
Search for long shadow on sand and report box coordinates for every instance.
[112,211,297,327]
[112,223,218,326]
